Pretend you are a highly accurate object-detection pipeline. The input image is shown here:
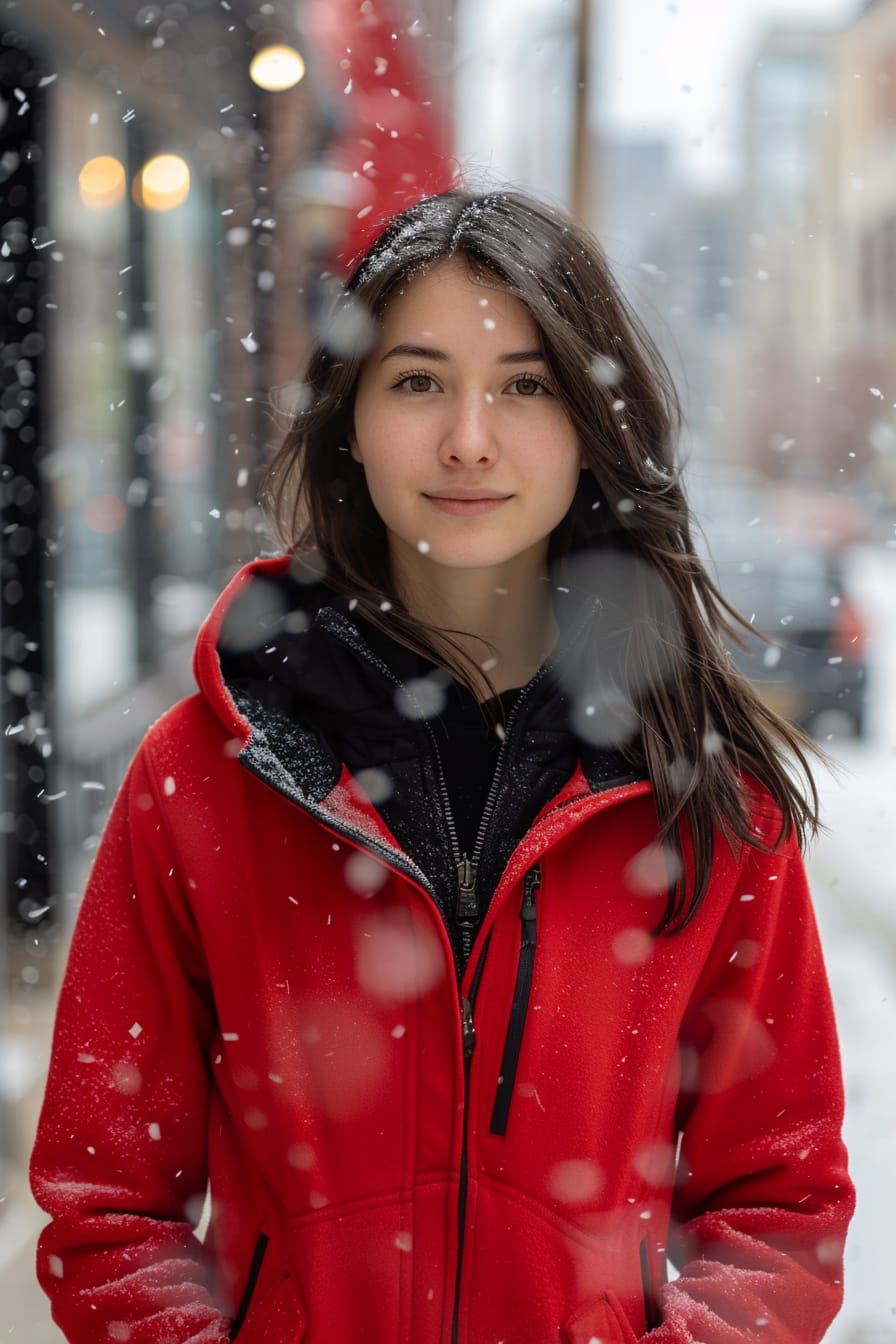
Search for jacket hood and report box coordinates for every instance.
[193,553,298,746]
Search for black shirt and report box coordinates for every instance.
[357,615,524,860]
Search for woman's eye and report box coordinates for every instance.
[510,375,549,396]
[395,372,437,393]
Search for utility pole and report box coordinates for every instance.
[571,0,593,226]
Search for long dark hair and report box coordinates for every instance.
[262,187,821,932]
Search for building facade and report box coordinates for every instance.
[1,3,329,971]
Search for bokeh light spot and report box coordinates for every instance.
[135,154,191,212]
[250,44,306,92]
[78,156,126,211]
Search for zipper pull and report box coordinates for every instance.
[456,854,479,925]
[461,996,476,1058]
[521,864,541,947]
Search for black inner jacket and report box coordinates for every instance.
[356,613,525,862]
[218,565,636,979]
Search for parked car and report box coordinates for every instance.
[708,542,868,740]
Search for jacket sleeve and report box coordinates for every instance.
[30,735,231,1343]
[648,820,854,1344]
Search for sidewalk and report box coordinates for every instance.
[1,973,65,1342]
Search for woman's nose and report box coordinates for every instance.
[437,395,498,467]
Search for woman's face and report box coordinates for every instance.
[351,258,583,586]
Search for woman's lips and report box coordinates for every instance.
[424,495,512,516]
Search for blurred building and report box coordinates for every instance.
[731,3,896,521]
[811,0,896,520]
[592,136,685,389]
[1,2,326,978]
[594,135,742,471]
[736,25,839,481]
[743,27,836,229]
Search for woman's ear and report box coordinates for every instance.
[349,430,362,464]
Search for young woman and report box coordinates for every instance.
[31,189,853,1344]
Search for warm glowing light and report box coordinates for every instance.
[250,44,306,92]
[78,156,126,211]
[135,154,191,212]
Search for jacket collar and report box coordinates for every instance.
[193,555,645,875]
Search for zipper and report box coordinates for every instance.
[413,663,544,967]
[325,613,547,968]
[448,671,545,964]
[640,1236,661,1330]
[455,855,479,959]
[490,863,541,1136]
[452,932,491,1344]
[228,1231,269,1339]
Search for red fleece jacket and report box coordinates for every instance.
[31,556,854,1344]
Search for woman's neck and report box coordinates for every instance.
[391,552,559,697]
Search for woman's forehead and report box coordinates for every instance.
[374,258,539,344]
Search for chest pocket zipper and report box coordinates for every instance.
[229,1231,269,1339]
[640,1236,661,1330]
[490,863,541,1136]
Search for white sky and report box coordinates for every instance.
[597,0,862,187]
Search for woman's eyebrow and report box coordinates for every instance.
[380,343,448,363]
[379,343,545,364]
[495,349,545,365]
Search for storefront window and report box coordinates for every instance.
[49,76,134,715]
[47,78,218,716]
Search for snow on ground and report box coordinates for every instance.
[811,798,896,1342]
[811,542,896,1341]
